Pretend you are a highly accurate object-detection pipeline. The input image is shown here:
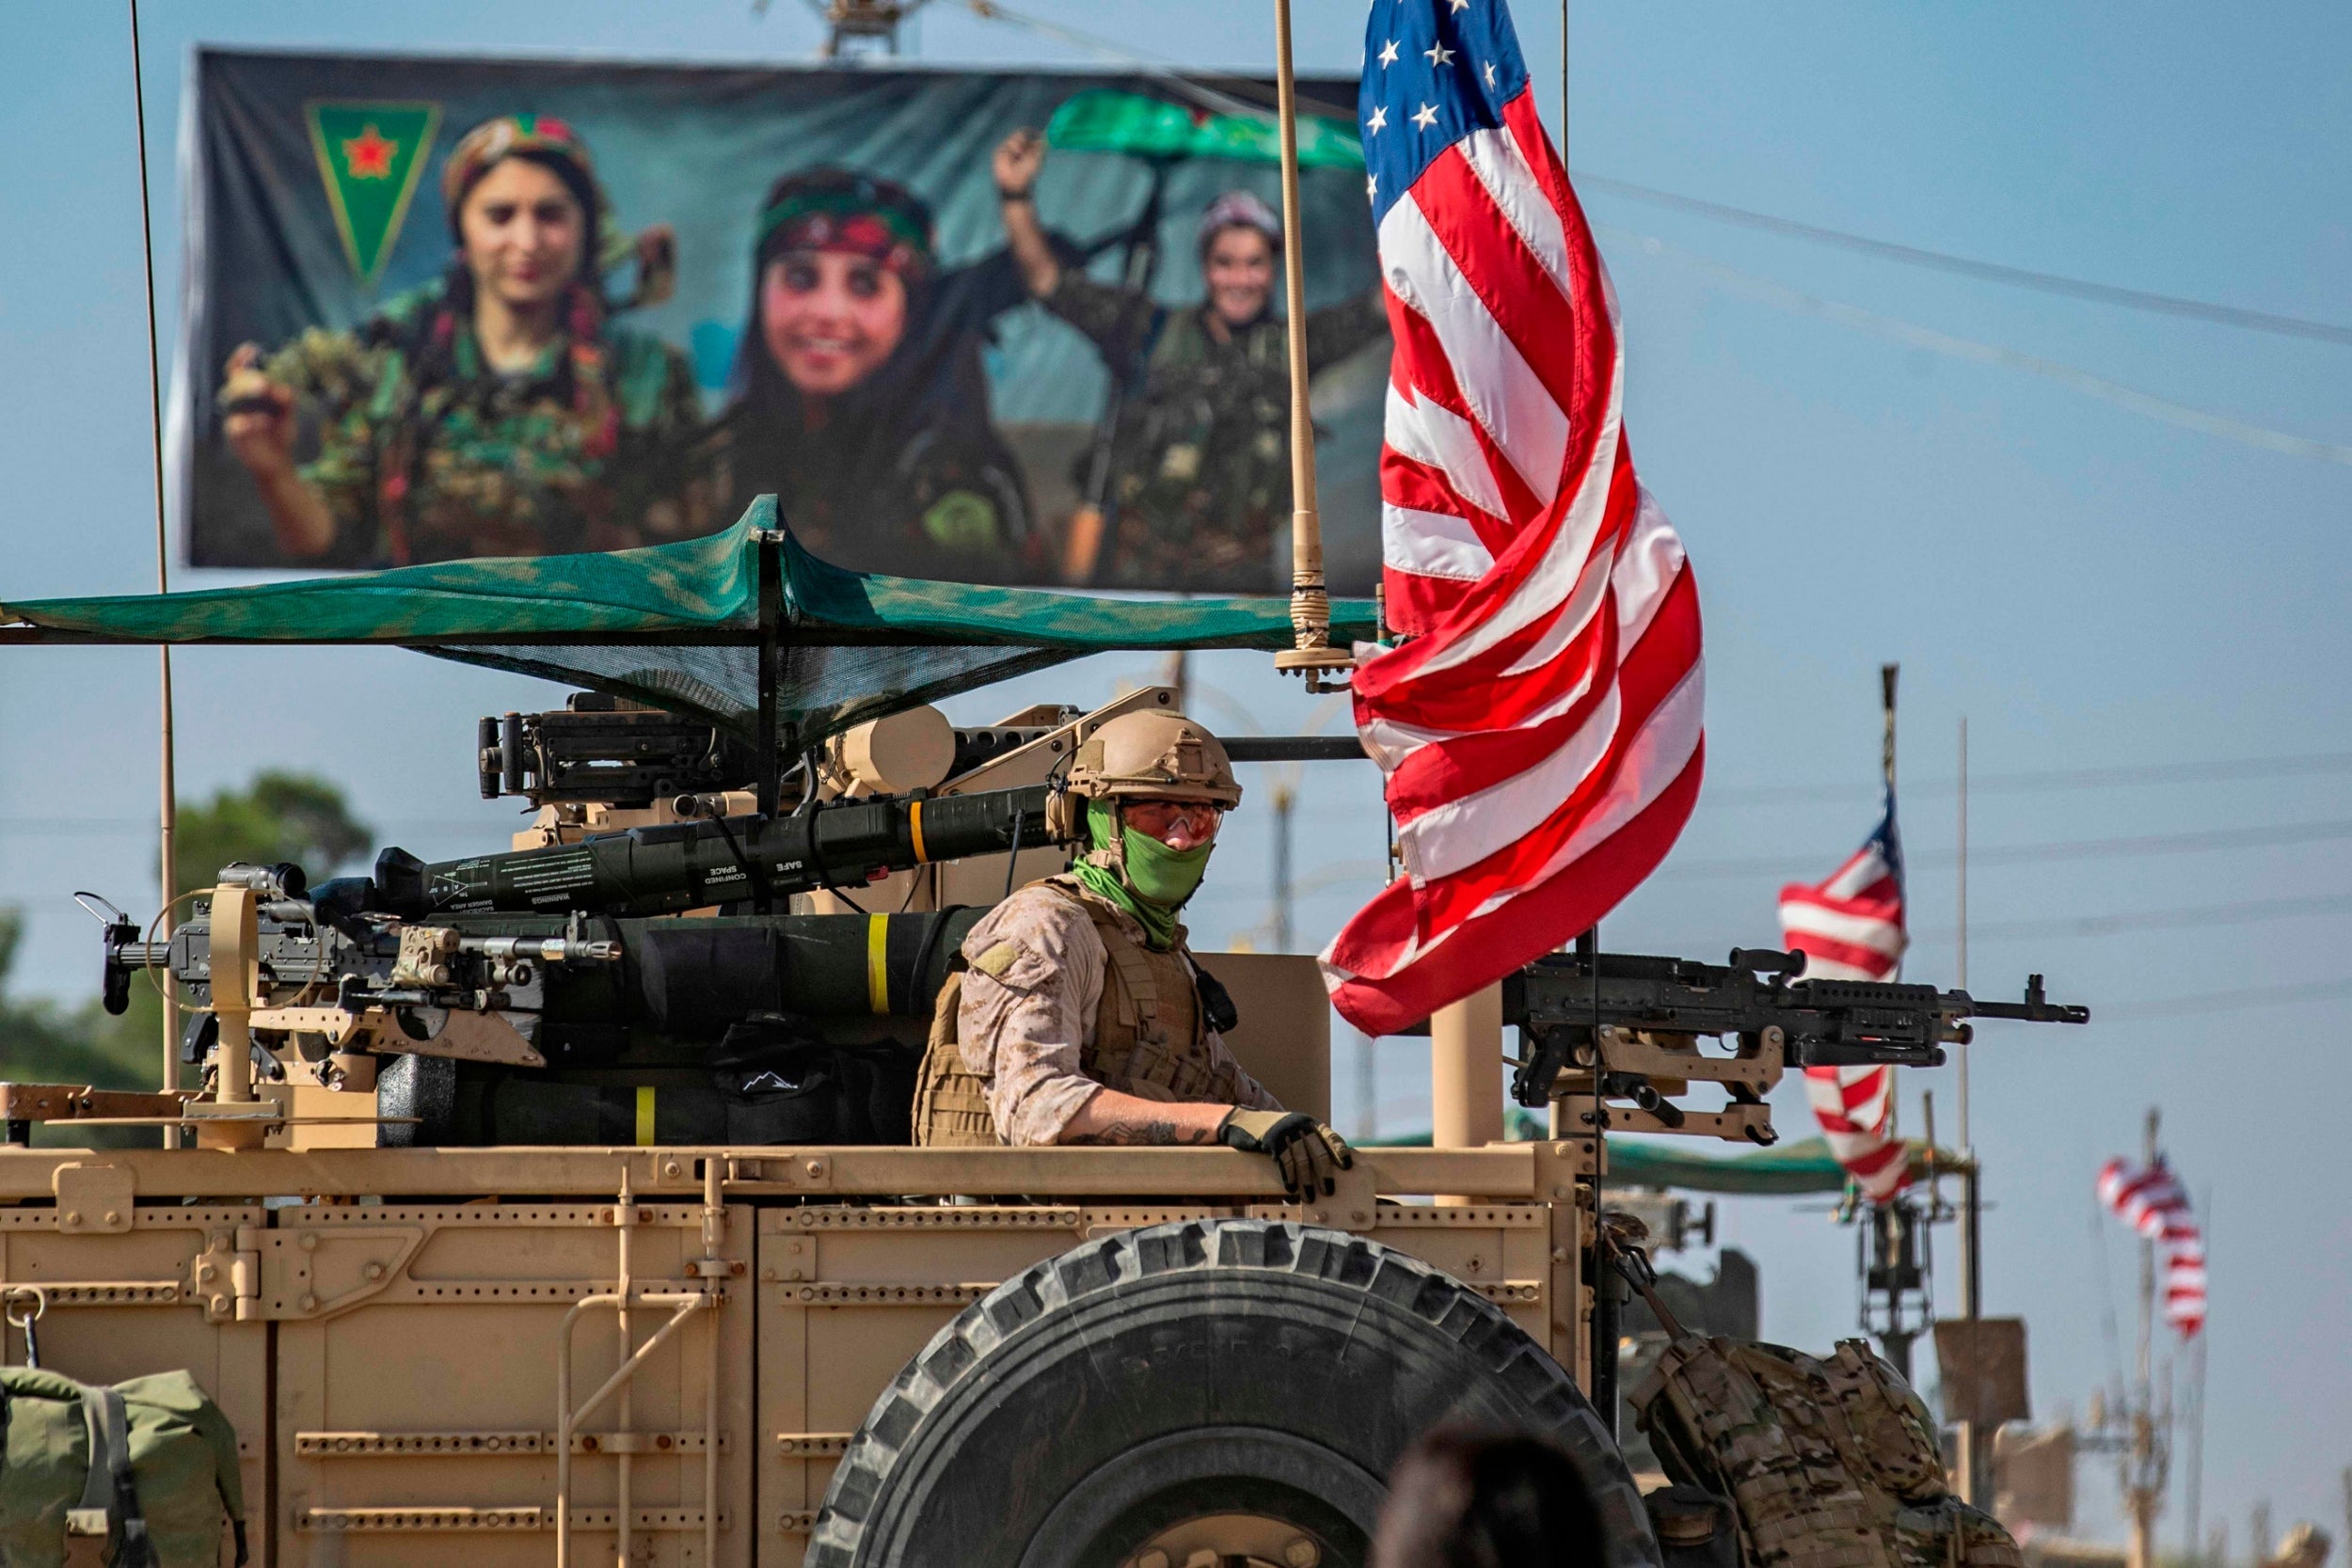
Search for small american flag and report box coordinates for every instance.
[1782,794,1911,1199]
[2098,1155,2208,1338]
[1322,0,1705,1036]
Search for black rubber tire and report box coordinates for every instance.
[809,1217,1659,1568]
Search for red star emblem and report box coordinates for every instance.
[342,124,397,180]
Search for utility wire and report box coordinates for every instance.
[1914,891,2352,945]
[2093,976,2352,1022]
[1662,817,2352,881]
[1711,750,2352,806]
[1600,225,2352,467]
[1576,172,2352,349]
[956,0,2352,359]
[1919,891,2352,945]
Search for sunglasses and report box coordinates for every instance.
[1121,800,1224,837]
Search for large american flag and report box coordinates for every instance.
[1780,794,1912,1200]
[2098,1155,2208,1338]
[1322,0,1705,1037]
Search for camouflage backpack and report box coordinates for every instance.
[1631,1334,2019,1568]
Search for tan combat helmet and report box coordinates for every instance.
[1065,709,1243,808]
[1048,710,1241,844]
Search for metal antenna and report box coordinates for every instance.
[1268,0,1353,691]
[127,0,181,1140]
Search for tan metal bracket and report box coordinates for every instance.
[1246,1161,1380,1233]
[52,1164,134,1234]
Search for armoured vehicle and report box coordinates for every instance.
[0,518,2084,1566]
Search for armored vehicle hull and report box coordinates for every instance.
[0,1139,1633,1568]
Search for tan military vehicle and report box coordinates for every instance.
[0,529,2080,1567]
[4,684,1662,1568]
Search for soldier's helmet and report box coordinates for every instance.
[1064,711,1243,810]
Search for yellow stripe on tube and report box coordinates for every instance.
[866,913,891,1014]
[635,1085,656,1146]
[909,800,929,863]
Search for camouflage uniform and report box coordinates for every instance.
[261,275,707,565]
[1047,277,1388,589]
[918,878,1279,1146]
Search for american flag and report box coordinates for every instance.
[2098,1155,2208,1338]
[1321,0,1705,1037]
[1781,794,1912,1200]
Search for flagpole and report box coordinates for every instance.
[1558,0,1569,162]
[1269,0,1352,690]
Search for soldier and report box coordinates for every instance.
[994,128,1390,589]
[219,114,706,566]
[913,710,1355,1197]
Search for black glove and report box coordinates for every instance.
[1218,1109,1355,1198]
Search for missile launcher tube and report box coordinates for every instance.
[373,784,1054,918]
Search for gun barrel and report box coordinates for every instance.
[1968,998,2092,1025]
[378,784,1057,919]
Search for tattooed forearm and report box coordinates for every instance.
[1064,1117,1216,1146]
[1056,1092,1232,1147]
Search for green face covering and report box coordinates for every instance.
[1068,800,1214,949]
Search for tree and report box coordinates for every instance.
[0,772,373,1097]
[173,771,374,896]
[0,910,145,1086]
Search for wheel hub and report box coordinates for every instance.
[1121,1512,1328,1568]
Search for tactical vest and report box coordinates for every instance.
[1633,1335,2023,1568]
[913,879,1215,1147]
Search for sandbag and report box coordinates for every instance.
[0,1366,244,1568]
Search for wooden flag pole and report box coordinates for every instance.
[1270,0,1354,690]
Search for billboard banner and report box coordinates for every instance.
[179,51,1389,593]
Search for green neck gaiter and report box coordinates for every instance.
[1067,800,1213,951]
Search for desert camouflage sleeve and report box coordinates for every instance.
[953,885,1112,1146]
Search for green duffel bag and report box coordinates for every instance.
[0,1367,245,1568]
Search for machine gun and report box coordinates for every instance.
[1502,943,2087,1135]
[92,780,1064,1078]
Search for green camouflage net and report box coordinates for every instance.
[0,499,1377,742]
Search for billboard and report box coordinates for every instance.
[178,51,1390,593]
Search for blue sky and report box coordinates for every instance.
[3,1,2347,1550]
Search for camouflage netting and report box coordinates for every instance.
[0,498,1377,744]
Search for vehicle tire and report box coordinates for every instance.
[809,1217,1658,1568]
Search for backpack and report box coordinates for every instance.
[0,1368,245,1568]
[1631,1335,2019,1568]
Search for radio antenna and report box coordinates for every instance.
[127,0,181,1137]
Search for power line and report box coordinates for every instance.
[1603,225,2352,467]
[2093,976,2352,1022]
[1575,171,2352,349]
[1707,751,2352,808]
[1914,891,2352,944]
[1662,816,2352,881]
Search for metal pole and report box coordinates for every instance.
[1957,715,1977,1321]
[2129,1106,2159,1568]
[1558,0,1569,161]
[128,0,181,1142]
[1431,984,1504,1205]
[1269,0,1349,686]
[1271,782,1295,953]
[1161,649,1191,713]
[1956,716,1969,1123]
[2184,1189,2210,1564]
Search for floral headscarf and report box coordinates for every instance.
[755,168,936,281]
